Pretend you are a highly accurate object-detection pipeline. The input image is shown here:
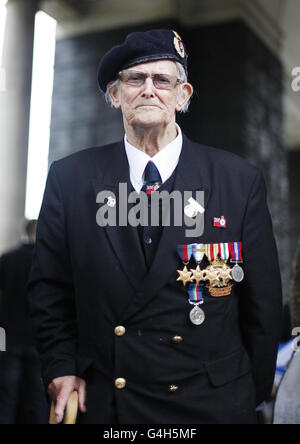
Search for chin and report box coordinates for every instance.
[131,111,166,127]
[134,120,164,129]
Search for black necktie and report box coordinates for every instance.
[141,161,162,195]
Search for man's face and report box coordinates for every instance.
[110,60,188,130]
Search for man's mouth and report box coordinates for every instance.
[136,104,160,108]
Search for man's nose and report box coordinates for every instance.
[141,77,155,96]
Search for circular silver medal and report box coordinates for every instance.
[231,264,244,282]
[189,305,205,325]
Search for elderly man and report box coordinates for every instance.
[29,29,282,424]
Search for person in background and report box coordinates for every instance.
[0,219,48,424]
[273,237,300,424]
[290,237,300,330]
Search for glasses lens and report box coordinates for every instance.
[153,74,175,90]
[121,71,146,86]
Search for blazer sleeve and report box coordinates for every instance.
[238,168,283,406]
[28,162,77,388]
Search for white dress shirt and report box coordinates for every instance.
[124,124,183,193]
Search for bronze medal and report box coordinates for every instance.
[190,265,203,284]
[176,265,193,287]
[203,247,234,297]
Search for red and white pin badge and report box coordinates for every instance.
[213,216,227,228]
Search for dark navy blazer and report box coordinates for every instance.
[28,134,282,424]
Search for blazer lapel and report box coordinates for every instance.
[120,135,213,322]
[92,142,147,290]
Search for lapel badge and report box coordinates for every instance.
[107,196,116,208]
[213,216,227,228]
[184,197,205,219]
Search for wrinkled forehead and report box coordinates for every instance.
[125,59,179,75]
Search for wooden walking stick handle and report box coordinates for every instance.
[49,391,78,424]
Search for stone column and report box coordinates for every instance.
[0,0,39,251]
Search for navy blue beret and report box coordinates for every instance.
[98,29,188,92]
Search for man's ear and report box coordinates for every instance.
[176,83,193,112]
[108,82,121,109]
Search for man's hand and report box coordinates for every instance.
[48,375,87,423]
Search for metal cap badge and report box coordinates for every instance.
[173,30,185,58]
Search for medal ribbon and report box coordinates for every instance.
[178,244,193,264]
[205,244,210,262]
[192,244,205,263]
[188,283,204,303]
[206,244,219,262]
[205,244,214,262]
[218,243,230,262]
[229,242,243,262]
[213,244,219,261]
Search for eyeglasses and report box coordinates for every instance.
[119,70,184,90]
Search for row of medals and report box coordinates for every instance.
[176,244,244,326]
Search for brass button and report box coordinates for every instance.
[114,326,126,336]
[169,385,179,392]
[115,378,126,389]
[172,336,183,344]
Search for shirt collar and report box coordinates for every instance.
[124,124,183,192]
